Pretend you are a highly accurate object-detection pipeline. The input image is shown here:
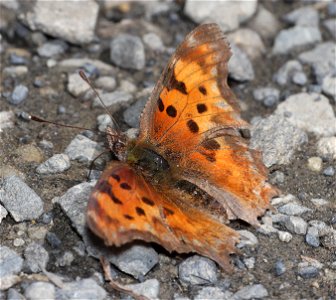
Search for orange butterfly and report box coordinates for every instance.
[87,23,278,271]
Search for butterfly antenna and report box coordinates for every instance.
[79,70,120,131]
[29,114,98,132]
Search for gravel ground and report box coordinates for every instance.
[0,0,335,299]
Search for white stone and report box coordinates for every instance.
[36,153,71,174]
[228,29,265,60]
[67,73,90,97]
[322,75,336,100]
[21,0,98,44]
[184,0,257,32]
[307,157,323,172]
[317,137,336,160]
[275,93,336,137]
[0,111,14,132]
[125,279,160,299]
[278,231,293,242]
[237,230,258,248]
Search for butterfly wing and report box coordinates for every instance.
[138,23,278,225]
[87,161,239,270]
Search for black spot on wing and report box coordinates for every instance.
[136,207,146,216]
[142,197,155,206]
[110,191,123,205]
[124,214,134,220]
[202,139,221,150]
[120,182,131,190]
[166,105,177,118]
[198,86,207,95]
[196,103,207,114]
[187,119,199,133]
[158,97,164,112]
[163,207,174,217]
[200,151,216,163]
[167,74,187,95]
[111,174,120,182]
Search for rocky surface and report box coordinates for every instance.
[0,1,335,299]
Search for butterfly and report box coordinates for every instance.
[86,23,278,271]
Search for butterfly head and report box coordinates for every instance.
[106,126,128,161]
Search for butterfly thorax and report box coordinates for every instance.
[126,142,170,179]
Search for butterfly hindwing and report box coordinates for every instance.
[87,161,239,270]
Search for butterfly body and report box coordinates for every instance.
[87,23,279,271]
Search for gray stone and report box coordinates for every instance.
[249,5,280,39]
[3,66,28,77]
[278,203,312,216]
[306,226,320,247]
[0,204,8,223]
[195,287,233,300]
[292,71,307,86]
[56,251,74,267]
[24,242,49,273]
[270,171,285,185]
[324,19,336,39]
[253,87,280,105]
[297,265,319,279]
[0,111,14,131]
[36,153,71,174]
[310,198,329,207]
[298,42,336,84]
[67,72,90,97]
[284,216,308,235]
[322,74,336,100]
[273,26,321,55]
[123,97,147,128]
[110,34,145,70]
[9,85,28,105]
[125,279,160,299]
[184,0,257,32]
[317,137,336,160]
[251,114,307,167]
[273,60,303,86]
[24,282,55,300]
[275,93,336,137]
[309,220,332,236]
[7,289,25,300]
[109,244,159,279]
[0,246,23,277]
[64,134,103,164]
[143,32,165,51]
[237,230,258,248]
[92,90,133,113]
[56,278,106,300]
[21,0,98,44]
[228,29,265,60]
[322,230,336,249]
[38,140,54,150]
[97,114,113,133]
[243,257,255,269]
[179,255,218,285]
[0,175,44,221]
[278,231,293,242]
[283,7,319,27]
[37,41,67,58]
[323,166,335,176]
[55,182,95,236]
[232,284,268,299]
[274,260,286,276]
[228,43,254,81]
[95,76,117,92]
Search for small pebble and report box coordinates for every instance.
[284,216,308,235]
[237,230,258,248]
[292,71,307,86]
[298,266,319,279]
[24,282,55,300]
[278,231,293,242]
[9,53,27,65]
[24,242,49,273]
[323,166,335,176]
[233,284,268,299]
[38,140,54,150]
[310,198,329,207]
[46,232,62,249]
[243,257,255,269]
[306,227,320,247]
[9,85,29,105]
[179,255,218,285]
[36,153,71,174]
[13,238,25,247]
[278,203,312,216]
[56,251,74,267]
[307,157,322,172]
[274,260,286,276]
